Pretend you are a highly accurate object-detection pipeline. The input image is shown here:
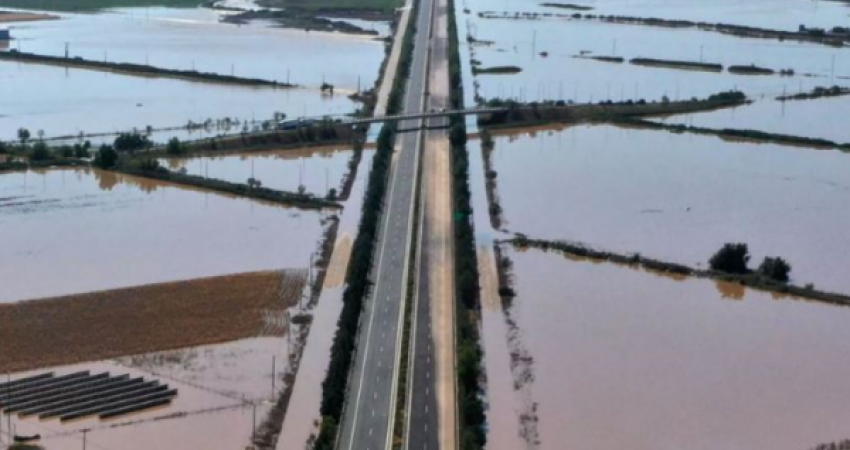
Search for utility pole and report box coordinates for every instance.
[82,429,90,450]
[831,54,836,83]
[532,30,536,55]
[252,403,257,442]
[65,41,69,59]
[271,356,276,398]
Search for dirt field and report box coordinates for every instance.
[0,11,59,22]
[0,270,306,373]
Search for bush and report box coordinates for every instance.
[31,142,52,161]
[113,133,151,152]
[450,123,467,146]
[166,137,185,155]
[757,256,791,283]
[709,243,750,274]
[94,145,118,169]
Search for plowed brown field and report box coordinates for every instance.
[0,270,306,373]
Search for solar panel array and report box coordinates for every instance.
[0,371,177,422]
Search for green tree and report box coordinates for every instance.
[31,142,51,161]
[113,133,151,152]
[450,123,467,146]
[137,158,161,172]
[166,137,184,155]
[94,145,118,169]
[757,256,791,283]
[709,243,750,274]
[73,143,89,158]
[17,128,30,144]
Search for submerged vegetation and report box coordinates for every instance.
[477,10,850,47]
[625,117,850,151]
[0,51,292,88]
[630,57,722,72]
[471,65,522,75]
[777,85,850,102]
[510,235,850,307]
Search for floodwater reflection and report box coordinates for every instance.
[490,124,850,295]
[493,246,850,450]
[0,168,326,303]
[160,145,356,196]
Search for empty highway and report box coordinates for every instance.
[335,0,440,448]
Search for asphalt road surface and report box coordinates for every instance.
[336,0,439,448]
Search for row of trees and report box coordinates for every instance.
[448,0,487,448]
[709,243,792,283]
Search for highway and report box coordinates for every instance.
[335,0,439,447]
[405,0,455,446]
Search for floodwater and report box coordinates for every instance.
[490,246,850,450]
[653,95,850,144]
[488,124,850,294]
[6,6,387,90]
[0,61,357,141]
[160,145,357,197]
[0,168,328,303]
[468,17,846,103]
[6,360,266,450]
[116,337,298,403]
[474,0,850,30]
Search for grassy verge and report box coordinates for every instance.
[312,0,418,447]
[448,0,487,447]
[0,0,202,11]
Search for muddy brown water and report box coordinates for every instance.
[159,145,357,197]
[489,124,850,295]
[491,246,850,450]
[0,168,328,303]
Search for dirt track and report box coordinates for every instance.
[0,270,306,374]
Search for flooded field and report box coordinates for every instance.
[468,16,845,103]
[6,357,273,450]
[0,61,357,141]
[0,168,328,303]
[466,0,850,30]
[491,246,850,450]
[6,6,387,90]
[160,145,357,197]
[488,124,850,294]
[653,95,850,144]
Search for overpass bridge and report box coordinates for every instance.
[344,107,505,126]
[278,107,506,131]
